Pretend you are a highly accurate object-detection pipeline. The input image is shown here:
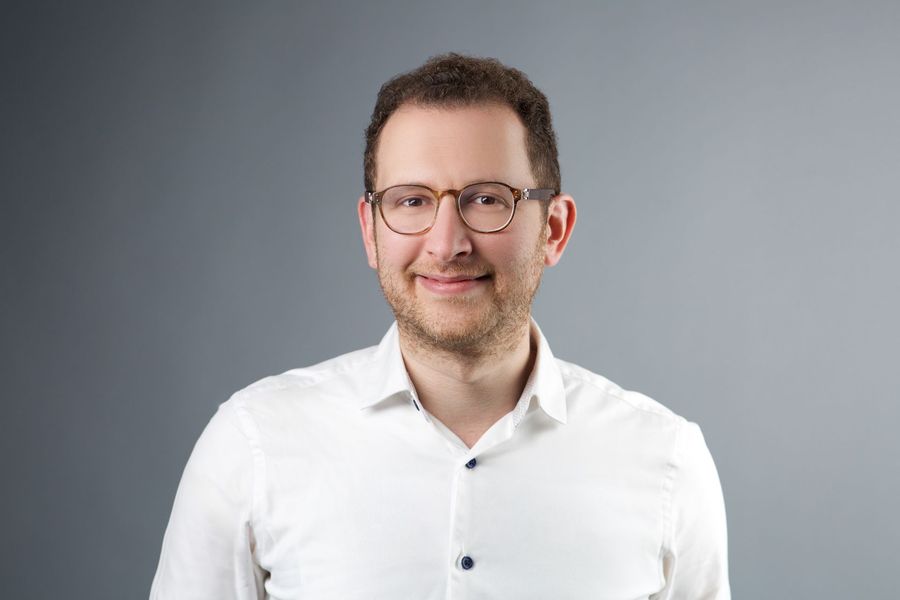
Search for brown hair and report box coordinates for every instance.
[363,53,560,193]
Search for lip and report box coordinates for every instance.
[423,274,481,283]
[416,273,489,295]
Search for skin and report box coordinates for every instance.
[358,103,576,448]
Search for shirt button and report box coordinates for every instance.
[461,555,475,570]
[465,458,477,469]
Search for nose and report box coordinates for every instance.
[423,192,473,262]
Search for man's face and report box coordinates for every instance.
[359,103,557,353]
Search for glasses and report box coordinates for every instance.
[365,181,556,235]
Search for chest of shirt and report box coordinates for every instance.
[250,402,671,599]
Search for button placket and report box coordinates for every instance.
[447,454,479,596]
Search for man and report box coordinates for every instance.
[151,54,729,599]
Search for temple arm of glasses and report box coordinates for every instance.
[521,188,556,201]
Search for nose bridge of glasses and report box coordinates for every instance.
[431,188,463,218]
[432,188,461,202]
[422,188,471,237]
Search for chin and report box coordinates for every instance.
[380,273,525,351]
[427,316,491,342]
[404,304,504,350]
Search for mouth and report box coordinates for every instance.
[421,273,489,283]
[415,272,491,295]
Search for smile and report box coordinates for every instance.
[416,273,491,295]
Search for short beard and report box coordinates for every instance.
[375,230,546,362]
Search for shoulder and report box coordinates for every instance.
[239,343,380,397]
[219,343,381,434]
[554,357,689,439]
[552,358,721,500]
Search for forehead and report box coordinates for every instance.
[374,103,532,190]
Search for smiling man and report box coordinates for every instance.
[151,54,730,599]
[360,102,567,449]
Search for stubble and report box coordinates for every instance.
[375,230,547,361]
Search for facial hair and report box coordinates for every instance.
[375,231,547,360]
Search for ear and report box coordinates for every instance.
[357,195,378,270]
[543,193,576,267]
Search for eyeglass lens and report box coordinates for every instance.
[380,183,514,233]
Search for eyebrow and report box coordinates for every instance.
[386,180,512,190]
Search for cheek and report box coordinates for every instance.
[480,241,529,275]
[375,234,420,272]
[486,237,546,287]
[486,226,542,262]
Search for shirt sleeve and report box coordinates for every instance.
[150,401,268,599]
[651,420,730,600]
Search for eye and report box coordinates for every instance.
[397,196,428,208]
[463,191,511,209]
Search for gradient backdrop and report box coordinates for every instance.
[2,1,899,598]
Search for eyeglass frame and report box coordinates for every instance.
[364,181,557,235]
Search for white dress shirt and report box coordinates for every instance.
[150,321,729,599]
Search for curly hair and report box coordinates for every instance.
[363,53,560,194]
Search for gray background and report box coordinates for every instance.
[2,1,898,598]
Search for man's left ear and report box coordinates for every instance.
[544,194,576,267]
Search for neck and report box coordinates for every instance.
[398,318,536,448]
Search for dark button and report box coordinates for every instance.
[465,458,477,469]
[461,555,475,570]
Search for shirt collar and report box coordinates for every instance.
[357,322,417,410]
[520,319,568,425]
[358,319,567,425]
